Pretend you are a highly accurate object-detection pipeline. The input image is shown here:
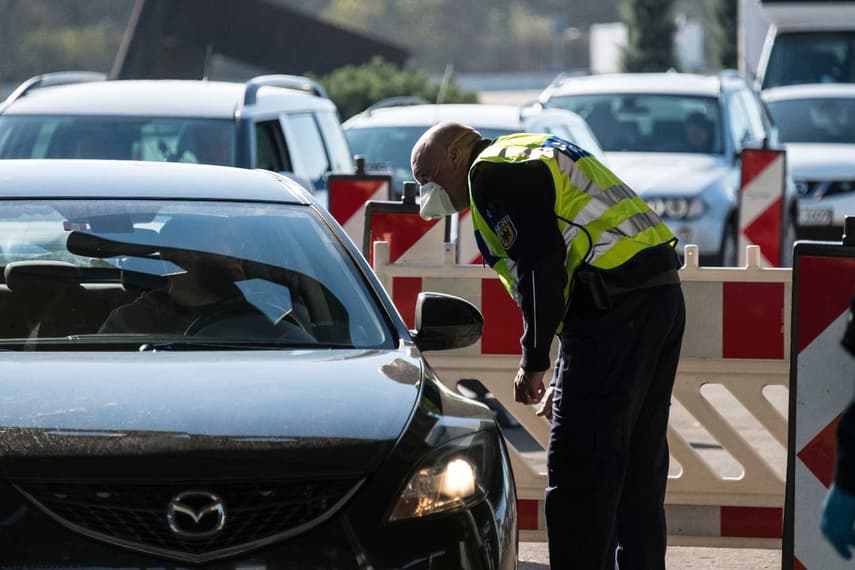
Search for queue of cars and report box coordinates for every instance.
[0,74,522,566]
[0,59,850,565]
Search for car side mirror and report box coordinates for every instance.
[410,292,483,351]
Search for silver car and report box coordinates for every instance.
[763,83,855,241]
[541,72,797,266]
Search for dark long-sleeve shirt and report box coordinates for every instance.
[470,153,567,372]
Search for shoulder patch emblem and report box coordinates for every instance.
[495,215,518,249]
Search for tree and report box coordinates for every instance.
[710,0,738,69]
[0,0,131,83]
[620,0,677,72]
[311,57,477,120]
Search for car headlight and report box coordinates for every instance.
[647,197,706,220]
[388,432,496,522]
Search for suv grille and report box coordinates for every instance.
[14,478,362,562]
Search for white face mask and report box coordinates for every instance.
[419,182,457,220]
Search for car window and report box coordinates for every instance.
[764,32,855,89]
[547,94,723,154]
[767,97,855,143]
[255,119,291,172]
[737,89,767,143]
[315,111,354,173]
[0,116,235,165]
[727,92,753,149]
[0,199,393,350]
[284,113,330,191]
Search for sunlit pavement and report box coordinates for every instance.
[518,543,782,569]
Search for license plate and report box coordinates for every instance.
[798,208,833,226]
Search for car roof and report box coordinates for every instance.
[762,83,855,102]
[2,80,335,118]
[343,104,526,130]
[0,160,311,202]
[541,73,724,100]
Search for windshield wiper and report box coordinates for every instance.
[139,340,355,351]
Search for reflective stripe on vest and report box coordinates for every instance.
[470,133,676,325]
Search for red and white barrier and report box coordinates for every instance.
[785,244,855,570]
[456,209,483,265]
[365,211,445,268]
[375,241,792,547]
[738,148,787,267]
[680,244,790,361]
[327,174,391,248]
[516,499,783,545]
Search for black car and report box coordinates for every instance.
[0,160,517,568]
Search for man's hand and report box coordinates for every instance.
[821,484,855,559]
[535,386,554,419]
[514,368,546,404]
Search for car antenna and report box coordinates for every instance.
[202,43,213,81]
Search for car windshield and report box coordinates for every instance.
[0,116,235,166]
[763,32,855,89]
[0,199,392,350]
[345,126,513,194]
[767,97,855,143]
[545,94,723,154]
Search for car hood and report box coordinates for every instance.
[0,349,421,480]
[604,152,731,196]
[784,143,855,179]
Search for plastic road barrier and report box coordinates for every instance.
[783,224,855,570]
[373,239,792,547]
[738,147,787,267]
[327,172,392,248]
[456,208,484,265]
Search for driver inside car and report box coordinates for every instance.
[99,217,248,336]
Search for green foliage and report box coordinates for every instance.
[710,0,738,70]
[311,57,478,120]
[18,22,124,76]
[0,0,131,82]
[620,0,677,72]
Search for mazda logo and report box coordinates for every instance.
[166,490,226,539]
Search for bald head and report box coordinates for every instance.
[410,121,482,213]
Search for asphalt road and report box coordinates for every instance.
[518,543,781,569]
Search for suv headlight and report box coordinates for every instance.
[647,197,706,220]
[388,432,497,522]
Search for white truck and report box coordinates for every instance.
[741,0,855,88]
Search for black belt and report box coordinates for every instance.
[566,244,681,319]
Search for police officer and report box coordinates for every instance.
[411,122,685,570]
[821,297,855,559]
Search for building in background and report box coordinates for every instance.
[113,0,407,80]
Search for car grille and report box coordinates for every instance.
[14,477,362,561]
[796,179,855,199]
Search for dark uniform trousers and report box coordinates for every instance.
[545,282,685,570]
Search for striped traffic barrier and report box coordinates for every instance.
[374,241,793,547]
[327,172,392,249]
[784,229,855,570]
[738,147,787,267]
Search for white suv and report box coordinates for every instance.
[342,100,606,197]
[0,72,354,206]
